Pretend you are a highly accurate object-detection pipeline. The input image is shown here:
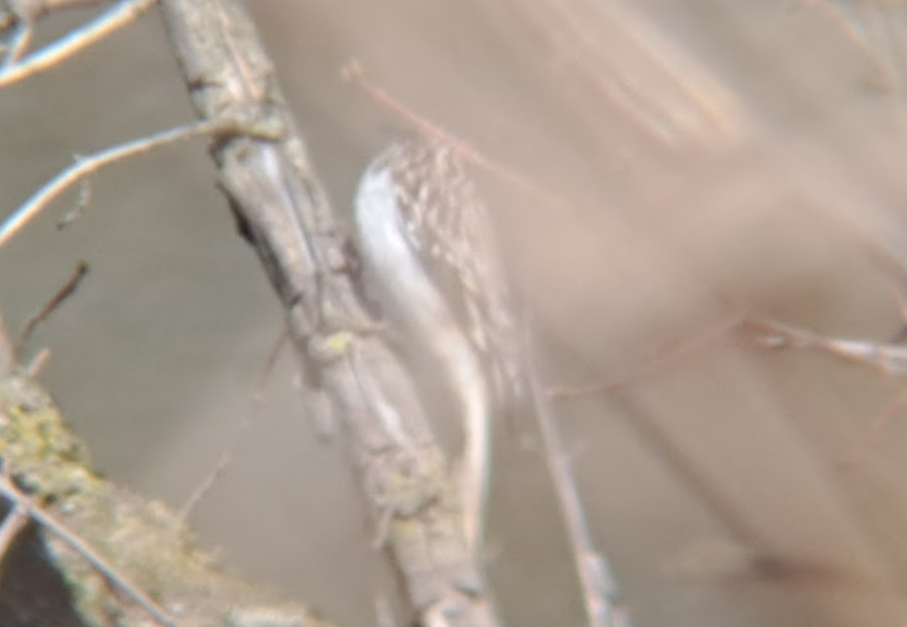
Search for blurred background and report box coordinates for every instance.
[3,1,907,626]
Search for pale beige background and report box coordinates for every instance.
[3,2,907,627]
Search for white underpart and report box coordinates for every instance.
[354,165,491,552]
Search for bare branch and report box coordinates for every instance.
[14,261,89,358]
[0,119,229,247]
[158,1,500,625]
[0,309,14,379]
[525,338,631,627]
[0,0,156,88]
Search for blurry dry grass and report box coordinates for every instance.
[314,1,907,625]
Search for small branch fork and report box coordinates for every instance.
[740,315,907,376]
[547,307,907,463]
[740,314,907,460]
[0,119,235,247]
[0,0,156,88]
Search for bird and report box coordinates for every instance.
[352,137,525,553]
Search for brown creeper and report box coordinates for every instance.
[353,138,523,551]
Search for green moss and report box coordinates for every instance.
[0,372,331,627]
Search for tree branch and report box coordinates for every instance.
[157,1,501,625]
[0,367,334,627]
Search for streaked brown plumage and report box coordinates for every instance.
[353,137,523,551]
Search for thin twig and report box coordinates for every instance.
[253,324,289,403]
[551,312,744,399]
[742,315,907,463]
[802,0,872,53]
[344,61,571,212]
[178,405,260,520]
[178,450,236,520]
[42,0,115,11]
[0,0,109,30]
[1,21,33,68]
[525,336,631,627]
[742,316,907,376]
[0,468,183,627]
[0,0,36,39]
[0,495,29,564]
[0,119,229,247]
[843,388,907,467]
[0,0,156,88]
[24,347,51,376]
[14,261,89,357]
[0,308,14,378]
